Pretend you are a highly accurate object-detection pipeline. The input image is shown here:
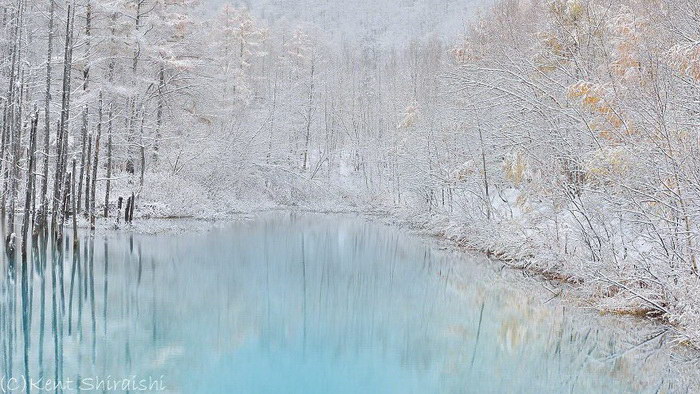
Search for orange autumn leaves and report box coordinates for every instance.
[567,81,628,142]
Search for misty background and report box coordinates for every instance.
[198,0,492,46]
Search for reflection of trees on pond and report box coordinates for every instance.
[0,229,167,392]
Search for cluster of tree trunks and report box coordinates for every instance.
[0,1,147,258]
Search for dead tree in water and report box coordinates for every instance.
[84,131,93,214]
[90,93,103,229]
[139,114,146,186]
[21,110,39,259]
[129,192,135,223]
[19,111,37,394]
[77,106,88,212]
[38,0,55,231]
[124,196,131,224]
[104,105,113,217]
[122,194,136,224]
[116,196,122,224]
[71,160,77,246]
[58,174,71,241]
[51,4,75,238]
[7,76,25,243]
[1,109,9,220]
[3,0,25,224]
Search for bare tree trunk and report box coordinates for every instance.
[302,56,315,171]
[1,107,9,217]
[116,196,122,224]
[129,192,135,223]
[103,105,112,217]
[477,122,491,221]
[132,0,143,73]
[76,105,87,212]
[124,196,131,224]
[3,0,24,223]
[8,72,26,241]
[52,4,75,238]
[84,131,92,214]
[71,159,77,245]
[21,110,38,259]
[267,65,278,163]
[154,62,164,163]
[38,0,55,231]
[58,171,70,240]
[139,112,145,186]
[90,93,102,229]
[108,11,116,82]
[19,110,36,394]
[125,98,135,174]
[82,0,91,90]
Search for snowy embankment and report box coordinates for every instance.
[368,209,700,351]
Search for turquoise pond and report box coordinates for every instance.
[0,213,696,393]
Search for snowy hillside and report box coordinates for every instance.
[202,0,492,46]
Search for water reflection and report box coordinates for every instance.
[0,213,698,393]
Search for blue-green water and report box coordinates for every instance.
[0,213,696,393]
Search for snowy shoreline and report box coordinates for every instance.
[369,208,700,349]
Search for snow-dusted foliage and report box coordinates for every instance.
[442,0,700,343]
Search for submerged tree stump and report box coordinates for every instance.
[128,192,135,223]
[117,196,123,224]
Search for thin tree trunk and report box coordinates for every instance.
[267,65,278,163]
[58,171,70,240]
[104,105,112,217]
[125,98,135,174]
[38,0,55,231]
[129,192,135,223]
[1,106,9,217]
[477,123,491,221]
[132,0,143,72]
[124,196,131,224]
[77,105,88,212]
[90,92,102,229]
[84,131,92,214]
[22,110,38,260]
[19,111,35,394]
[71,159,77,245]
[52,4,75,238]
[82,0,91,90]
[8,73,26,241]
[116,196,122,224]
[139,112,145,186]
[5,0,25,232]
[302,57,315,171]
[154,62,164,163]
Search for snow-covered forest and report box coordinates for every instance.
[2,0,700,346]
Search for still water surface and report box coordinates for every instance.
[0,213,697,393]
